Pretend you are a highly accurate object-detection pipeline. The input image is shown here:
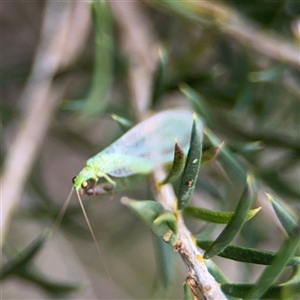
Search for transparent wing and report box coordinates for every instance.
[90,109,202,177]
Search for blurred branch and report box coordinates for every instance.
[109,1,159,120]
[217,115,300,151]
[154,169,227,300]
[110,2,226,298]
[1,1,91,246]
[147,0,300,69]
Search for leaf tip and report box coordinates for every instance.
[120,197,129,205]
[253,206,262,214]
[178,82,188,92]
[203,252,211,260]
[162,230,177,245]
[246,173,254,185]
[265,192,273,201]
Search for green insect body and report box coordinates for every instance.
[73,109,201,194]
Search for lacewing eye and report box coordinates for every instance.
[72,176,76,184]
[81,181,88,188]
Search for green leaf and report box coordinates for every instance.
[205,128,247,187]
[154,210,178,235]
[17,267,83,296]
[177,114,203,210]
[204,175,257,259]
[121,198,178,245]
[260,170,300,200]
[222,283,300,299]
[184,206,261,224]
[201,142,223,165]
[245,223,300,299]
[228,141,263,156]
[160,142,185,185]
[152,47,169,105]
[121,197,164,222]
[153,211,178,246]
[259,165,300,200]
[1,230,50,280]
[266,192,298,236]
[111,114,134,132]
[205,260,242,300]
[2,230,82,296]
[248,65,285,83]
[204,259,230,284]
[180,83,212,124]
[183,282,194,300]
[197,240,300,266]
[152,237,176,296]
[83,1,113,117]
[283,266,300,285]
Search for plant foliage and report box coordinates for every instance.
[2,1,299,299]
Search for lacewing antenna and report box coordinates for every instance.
[48,187,117,297]
[49,188,74,235]
[75,190,117,298]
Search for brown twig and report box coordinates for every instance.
[109,1,159,120]
[155,169,227,300]
[1,1,91,246]
[147,0,300,69]
[186,276,205,300]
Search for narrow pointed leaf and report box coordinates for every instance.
[205,260,242,300]
[17,267,83,296]
[177,114,203,210]
[205,128,246,187]
[222,284,255,298]
[261,170,300,199]
[83,1,113,117]
[160,142,185,185]
[204,259,230,284]
[121,198,177,245]
[152,47,169,105]
[121,198,164,224]
[197,240,300,266]
[201,142,223,165]
[153,211,178,246]
[204,175,257,259]
[266,192,298,236]
[248,65,285,82]
[1,230,50,280]
[153,237,176,292]
[183,282,194,300]
[229,141,263,155]
[184,206,261,224]
[154,210,178,235]
[245,223,300,299]
[222,283,300,299]
[282,265,300,285]
[111,114,133,132]
[180,83,212,123]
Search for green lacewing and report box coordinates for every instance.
[57,109,201,296]
[73,109,198,194]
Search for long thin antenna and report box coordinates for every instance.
[75,190,117,298]
[48,188,74,237]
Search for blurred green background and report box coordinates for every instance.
[1,1,299,299]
